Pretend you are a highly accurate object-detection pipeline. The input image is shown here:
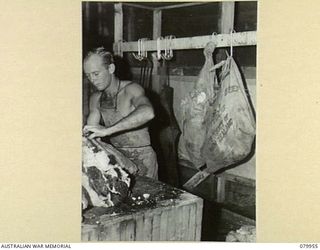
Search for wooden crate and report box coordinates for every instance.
[82,177,203,241]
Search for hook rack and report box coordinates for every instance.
[114,31,256,55]
[132,38,149,61]
[157,35,175,61]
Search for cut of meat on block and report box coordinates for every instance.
[82,136,137,210]
[81,176,203,241]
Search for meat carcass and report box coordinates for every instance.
[82,136,137,210]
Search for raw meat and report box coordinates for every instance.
[82,136,135,210]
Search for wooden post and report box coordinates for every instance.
[151,9,162,92]
[220,2,235,34]
[216,3,234,200]
[217,2,235,62]
[97,3,102,36]
[216,174,226,203]
[83,2,90,35]
[152,9,162,76]
[127,6,135,41]
[114,3,123,56]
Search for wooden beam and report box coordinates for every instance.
[152,9,162,75]
[115,31,256,53]
[97,3,103,37]
[114,3,123,56]
[217,2,235,62]
[153,10,162,44]
[83,2,90,35]
[155,2,208,11]
[126,6,135,41]
[220,2,235,34]
[122,3,155,11]
[216,175,226,203]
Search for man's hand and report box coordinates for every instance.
[83,125,114,139]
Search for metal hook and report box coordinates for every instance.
[161,36,168,60]
[157,36,164,61]
[133,38,149,61]
[132,39,142,61]
[168,35,175,59]
[211,32,218,41]
[230,29,236,58]
[161,35,175,60]
[141,38,149,59]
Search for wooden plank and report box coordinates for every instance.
[88,230,99,241]
[98,225,109,241]
[151,212,161,241]
[221,208,256,226]
[143,212,153,240]
[195,198,204,240]
[119,220,128,241]
[114,3,123,56]
[134,214,145,240]
[220,2,235,34]
[217,175,226,203]
[83,2,90,35]
[187,204,197,240]
[152,9,162,76]
[176,206,184,240]
[155,2,208,11]
[224,173,256,187]
[217,2,235,61]
[117,31,256,53]
[159,210,169,240]
[126,6,135,42]
[167,207,177,240]
[108,223,121,241]
[125,219,136,241]
[181,204,190,240]
[97,3,103,37]
[81,225,99,241]
[122,3,155,11]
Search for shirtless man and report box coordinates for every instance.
[83,47,158,179]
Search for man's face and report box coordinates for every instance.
[84,55,112,91]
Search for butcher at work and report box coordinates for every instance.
[83,47,158,180]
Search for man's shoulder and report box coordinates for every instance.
[123,81,145,96]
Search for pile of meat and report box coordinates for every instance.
[82,136,137,210]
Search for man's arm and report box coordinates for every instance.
[84,84,154,138]
[109,83,155,134]
[86,92,101,126]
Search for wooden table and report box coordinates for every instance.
[82,176,203,241]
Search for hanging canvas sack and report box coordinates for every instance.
[178,42,219,169]
[203,56,256,173]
